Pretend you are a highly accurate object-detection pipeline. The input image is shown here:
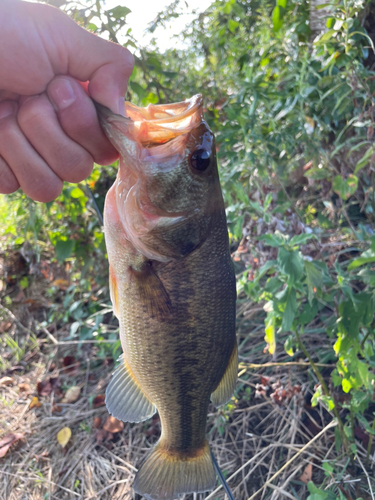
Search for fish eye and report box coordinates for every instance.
[190,148,211,172]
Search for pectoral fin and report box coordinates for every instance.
[130,262,172,321]
[211,342,238,407]
[106,354,156,423]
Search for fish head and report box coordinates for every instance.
[97,95,224,262]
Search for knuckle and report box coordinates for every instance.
[18,97,49,130]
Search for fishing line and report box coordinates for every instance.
[85,185,235,500]
[210,450,235,500]
[84,182,104,226]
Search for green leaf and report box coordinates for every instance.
[107,5,131,18]
[277,248,304,285]
[305,261,323,305]
[354,145,374,174]
[311,385,323,408]
[70,187,85,199]
[55,239,75,263]
[299,300,318,326]
[264,314,276,355]
[307,482,330,500]
[272,6,283,32]
[20,277,29,289]
[348,255,375,270]
[258,233,284,247]
[290,233,317,246]
[228,19,239,33]
[342,378,352,393]
[130,81,146,99]
[284,335,294,356]
[280,287,296,332]
[332,174,358,200]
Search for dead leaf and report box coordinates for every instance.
[52,405,62,414]
[62,356,79,375]
[0,376,15,387]
[29,396,42,409]
[57,427,71,448]
[95,429,108,444]
[34,450,49,462]
[103,416,124,433]
[299,463,312,483]
[0,322,12,333]
[93,395,105,407]
[51,279,70,290]
[61,386,81,404]
[18,383,31,393]
[0,433,24,458]
[37,379,52,396]
[92,417,102,429]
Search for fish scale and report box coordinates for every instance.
[96,95,237,500]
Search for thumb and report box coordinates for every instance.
[38,4,134,114]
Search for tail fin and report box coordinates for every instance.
[133,441,216,500]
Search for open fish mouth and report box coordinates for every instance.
[96,94,203,149]
[96,95,205,261]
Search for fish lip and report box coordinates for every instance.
[95,95,204,148]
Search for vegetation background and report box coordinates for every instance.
[1,0,375,498]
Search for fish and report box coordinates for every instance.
[95,94,237,500]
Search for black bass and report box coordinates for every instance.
[96,95,237,500]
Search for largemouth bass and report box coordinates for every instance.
[96,95,237,500]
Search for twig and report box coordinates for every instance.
[204,445,277,500]
[357,454,375,500]
[52,339,118,345]
[85,479,129,499]
[366,415,375,466]
[0,470,80,497]
[0,303,34,336]
[246,420,337,500]
[239,361,335,369]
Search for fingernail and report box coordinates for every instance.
[48,78,76,111]
[0,101,16,119]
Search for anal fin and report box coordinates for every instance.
[106,354,156,423]
[211,342,238,407]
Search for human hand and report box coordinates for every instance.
[0,0,134,202]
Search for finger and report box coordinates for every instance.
[18,92,94,183]
[47,76,119,165]
[0,155,19,194]
[31,3,134,113]
[0,100,63,202]
[0,90,19,102]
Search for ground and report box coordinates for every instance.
[0,237,374,500]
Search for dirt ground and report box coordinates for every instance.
[0,248,374,500]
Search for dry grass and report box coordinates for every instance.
[1,267,374,500]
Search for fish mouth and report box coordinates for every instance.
[96,96,204,261]
[95,94,203,148]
